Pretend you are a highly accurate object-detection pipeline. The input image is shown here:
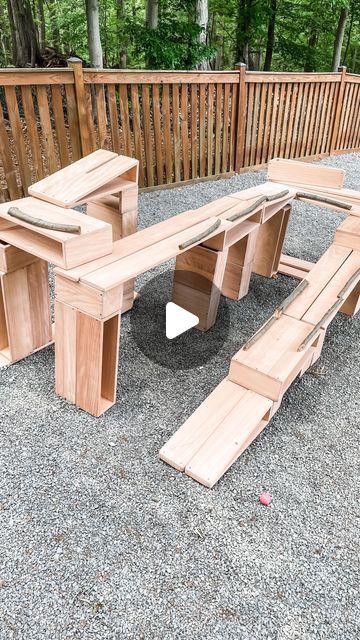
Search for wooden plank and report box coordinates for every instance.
[141,84,154,187]
[290,82,304,158]
[152,84,164,185]
[67,59,96,156]
[27,259,52,349]
[159,379,248,471]
[315,82,330,156]
[0,69,74,85]
[334,215,360,250]
[306,82,320,157]
[250,82,260,166]
[75,312,103,415]
[268,158,345,188]
[64,83,82,161]
[207,83,214,176]
[285,83,297,158]
[21,85,44,181]
[185,391,273,488]
[130,84,144,185]
[172,84,181,183]
[256,82,267,165]
[234,63,246,172]
[244,81,254,167]
[107,84,121,153]
[0,98,20,199]
[261,83,272,163]
[95,84,108,149]
[36,85,58,173]
[274,83,286,158]
[4,86,32,192]
[221,83,230,173]
[162,83,173,183]
[191,84,198,179]
[51,84,70,168]
[181,84,190,181]
[267,82,279,162]
[252,206,290,277]
[199,83,206,177]
[83,70,240,85]
[2,266,33,360]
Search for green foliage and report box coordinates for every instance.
[0,0,359,72]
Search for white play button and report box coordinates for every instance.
[166,302,199,339]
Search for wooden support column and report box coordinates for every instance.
[55,299,122,417]
[221,225,259,300]
[252,204,291,277]
[0,243,52,366]
[172,244,228,331]
[340,282,360,316]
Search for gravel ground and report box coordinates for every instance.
[0,154,359,640]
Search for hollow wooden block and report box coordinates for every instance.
[55,300,121,417]
[221,226,259,300]
[172,244,228,331]
[228,315,323,402]
[334,216,360,251]
[252,205,291,277]
[0,259,52,366]
[340,282,360,316]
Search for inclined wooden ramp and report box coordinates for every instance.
[160,211,360,488]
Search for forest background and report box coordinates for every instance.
[1,0,360,73]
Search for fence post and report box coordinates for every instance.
[330,66,347,154]
[234,63,247,173]
[67,57,95,156]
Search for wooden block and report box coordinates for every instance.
[29,149,139,207]
[119,186,138,213]
[185,390,273,488]
[121,279,136,313]
[55,301,121,416]
[252,206,291,277]
[221,263,252,300]
[120,208,138,238]
[55,275,123,319]
[268,158,345,189]
[340,281,360,316]
[0,197,113,269]
[0,260,52,364]
[278,254,314,280]
[87,198,122,241]
[334,216,360,251]
[172,245,228,331]
[0,241,37,273]
[228,315,320,401]
[159,379,248,471]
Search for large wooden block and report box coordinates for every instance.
[221,226,259,300]
[0,260,52,366]
[228,315,323,401]
[0,241,37,273]
[268,158,345,189]
[55,275,123,319]
[252,205,291,277]
[55,301,121,416]
[334,216,360,251]
[172,245,228,331]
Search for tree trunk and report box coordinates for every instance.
[236,0,252,67]
[332,7,348,71]
[117,0,127,68]
[0,0,11,63]
[146,0,158,29]
[196,0,209,69]
[48,0,60,50]
[37,0,45,51]
[351,45,357,73]
[6,0,41,66]
[85,0,103,68]
[263,0,276,71]
[304,31,317,71]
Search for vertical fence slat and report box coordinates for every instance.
[64,84,82,161]
[255,83,266,165]
[172,84,181,183]
[94,84,108,149]
[119,84,131,157]
[142,84,154,187]
[181,84,190,181]
[315,82,329,155]
[162,83,173,183]
[51,84,71,167]
[107,84,121,153]
[221,83,229,173]
[36,85,58,173]
[191,84,198,179]
[199,84,206,177]
[130,84,144,185]
[228,83,238,171]
[348,84,360,147]
[152,84,163,185]
[21,85,44,180]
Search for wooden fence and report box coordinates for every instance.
[0,61,359,200]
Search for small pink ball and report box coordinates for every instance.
[259,492,273,506]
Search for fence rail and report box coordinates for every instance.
[0,62,359,201]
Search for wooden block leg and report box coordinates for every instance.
[340,282,360,316]
[0,259,52,366]
[172,245,228,331]
[252,205,291,277]
[221,226,259,300]
[55,301,121,417]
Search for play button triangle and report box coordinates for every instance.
[166,302,199,339]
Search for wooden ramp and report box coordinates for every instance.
[160,172,360,487]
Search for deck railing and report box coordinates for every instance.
[0,61,359,200]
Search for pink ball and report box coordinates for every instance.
[259,492,273,506]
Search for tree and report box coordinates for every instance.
[6,0,41,66]
[332,5,348,70]
[146,0,158,29]
[196,0,210,69]
[264,0,276,70]
[85,0,103,68]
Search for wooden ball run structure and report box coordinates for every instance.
[0,153,359,487]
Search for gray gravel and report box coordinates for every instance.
[0,153,359,640]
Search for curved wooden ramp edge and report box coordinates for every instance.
[159,212,360,488]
